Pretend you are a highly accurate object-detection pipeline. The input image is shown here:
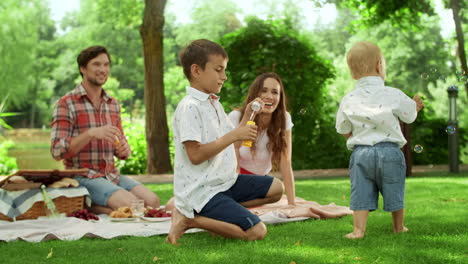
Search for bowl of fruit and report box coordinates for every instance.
[141,207,172,222]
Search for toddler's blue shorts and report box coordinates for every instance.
[349,142,406,212]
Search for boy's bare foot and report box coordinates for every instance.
[394,226,409,233]
[344,230,365,239]
[166,208,190,245]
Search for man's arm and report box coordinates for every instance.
[50,100,121,160]
[114,110,131,160]
[69,125,121,155]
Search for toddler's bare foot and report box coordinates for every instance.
[166,208,190,245]
[344,230,365,239]
[394,226,409,233]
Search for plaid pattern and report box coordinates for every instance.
[50,84,129,184]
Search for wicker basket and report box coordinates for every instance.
[0,195,84,222]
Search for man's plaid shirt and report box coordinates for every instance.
[50,84,130,184]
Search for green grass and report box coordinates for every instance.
[1,174,467,264]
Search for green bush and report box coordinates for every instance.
[0,140,18,175]
[220,18,349,169]
[116,116,147,175]
[411,97,467,165]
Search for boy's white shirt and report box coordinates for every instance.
[336,76,417,150]
[228,110,294,175]
[172,86,238,218]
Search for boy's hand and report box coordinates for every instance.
[235,123,257,141]
[413,95,424,112]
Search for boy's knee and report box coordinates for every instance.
[245,222,267,241]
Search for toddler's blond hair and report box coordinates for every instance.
[346,41,383,79]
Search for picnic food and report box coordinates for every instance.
[8,176,29,183]
[144,208,172,218]
[109,206,133,218]
[48,177,79,188]
[68,209,99,221]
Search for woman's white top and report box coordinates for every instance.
[228,110,293,175]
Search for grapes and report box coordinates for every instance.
[144,208,172,218]
[67,209,99,221]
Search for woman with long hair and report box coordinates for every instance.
[228,72,296,205]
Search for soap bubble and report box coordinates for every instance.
[414,145,424,153]
[421,73,429,80]
[251,101,261,112]
[446,126,456,135]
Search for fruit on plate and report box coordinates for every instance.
[67,209,99,221]
[144,208,172,218]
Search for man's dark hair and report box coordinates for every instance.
[179,39,228,81]
[77,46,111,76]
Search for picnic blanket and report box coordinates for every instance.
[250,196,353,219]
[0,196,351,242]
[0,187,90,219]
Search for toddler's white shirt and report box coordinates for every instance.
[335,76,417,150]
[172,87,237,218]
[228,110,293,175]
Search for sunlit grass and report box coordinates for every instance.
[1,175,467,264]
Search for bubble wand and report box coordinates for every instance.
[242,101,261,147]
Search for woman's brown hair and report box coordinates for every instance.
[238,72,288,169]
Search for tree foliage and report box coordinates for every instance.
[331,0,468,96]
[331,0,435,31]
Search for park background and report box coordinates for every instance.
[1,0,468,175]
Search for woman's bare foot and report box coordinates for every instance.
[166,208,190,245]
[344,230,365,239]
[394,226,409,233]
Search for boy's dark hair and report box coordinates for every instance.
[179,39,228,81]
[77,46,111,77]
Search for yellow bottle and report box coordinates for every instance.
[242,120,256,147]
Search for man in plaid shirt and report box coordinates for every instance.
[50,46,160,214]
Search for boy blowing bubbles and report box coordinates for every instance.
[336,41,424,239]
[167,39,284,245]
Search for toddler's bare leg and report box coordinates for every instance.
[392,208,408,233]
[344,210,368,239]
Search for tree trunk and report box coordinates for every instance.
[451,0,468,97]
[140,0,172,174]
[400,122,412,177]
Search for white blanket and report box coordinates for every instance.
[0,196,351,243]
[0,212,309,243]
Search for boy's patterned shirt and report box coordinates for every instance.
[172,86,237,218]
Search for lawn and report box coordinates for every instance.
[0,173,467,264]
